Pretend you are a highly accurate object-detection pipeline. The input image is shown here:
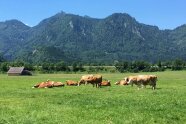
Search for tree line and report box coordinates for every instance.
[115,59,186,73]
[0,59,186,73]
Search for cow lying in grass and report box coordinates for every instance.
[124,75,157,90]
[33,80,65,88]
[66,80,78,86]
[115,79,128,85]
[78,74,102,88]
[101,80,111,86]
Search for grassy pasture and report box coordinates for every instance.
[0,71,186,124]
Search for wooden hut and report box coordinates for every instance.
[7,67,32,76]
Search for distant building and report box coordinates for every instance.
[7,67,32,76]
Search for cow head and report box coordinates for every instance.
[123,81,128,85]
[32,82,44,88]
[33,83,40,88]
[78,80,83,86]
[124,77,129,82]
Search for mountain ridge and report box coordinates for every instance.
[0,12,186,64]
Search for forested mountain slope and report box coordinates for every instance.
[0,12,185,63]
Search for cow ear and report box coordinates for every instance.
[127,78,129,81]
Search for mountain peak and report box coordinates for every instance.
[1,19,30,29]
[105,13,136,24]
[5,19,26,25]
[173,24,186,30]
[107,13,134,19]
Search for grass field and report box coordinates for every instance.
[0,71,186,124]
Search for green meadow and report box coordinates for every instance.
[0,71,186,124]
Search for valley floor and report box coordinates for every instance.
[0,71,186,124]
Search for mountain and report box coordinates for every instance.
[0,19,30,60]
[169,24,186,49]
[0,12,186,64]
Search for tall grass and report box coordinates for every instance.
[0,71,186,124]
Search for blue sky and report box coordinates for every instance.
[0,0,186,29]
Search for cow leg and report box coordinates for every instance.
[95,83,99,88]
[99,83,101,88]
[152,86,155,90]
[141,84,146,89]
[151,81,156,90]
[137,82,142,90]
[137,86,140,90]
[128,79,131,85]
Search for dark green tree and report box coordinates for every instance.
[157,60,162,68]
[55,61,69,71]
[0,62,9,72]
[24,63,34,71]
[78,63,85,72]
[172,59,184,70]
[72,62,79,72]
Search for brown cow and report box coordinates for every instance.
[66,80,78,86]
[38,81,54,88]
[115,79,128,85]
[33,82,44,88]
[33,80,64,88]
[53,82,65,87]
[101,80,111,86]
[124,75,157,90]
[124,76,138,87]
[78,74,102,88]
[78,75,94,85]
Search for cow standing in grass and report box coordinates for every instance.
[78,74,102,88]
[78,75,94,85]
[124,75,157,90]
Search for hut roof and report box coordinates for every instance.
[7,67,24,74]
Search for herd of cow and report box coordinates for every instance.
[33,74,157,90]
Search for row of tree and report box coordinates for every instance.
[0,61,78,73]
[0,59,186,73]
[115,59,186,73]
